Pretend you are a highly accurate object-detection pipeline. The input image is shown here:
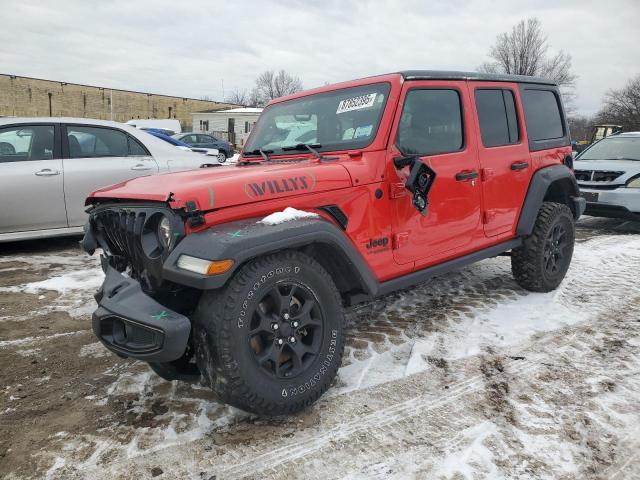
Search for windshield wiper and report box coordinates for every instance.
[243,148,274,162]
[281,143,337,161]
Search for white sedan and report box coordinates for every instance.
[0,117,217,242]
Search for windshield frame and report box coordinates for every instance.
[577,135,640,162]
[243,82,392,157]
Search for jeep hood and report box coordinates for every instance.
[87,160,353,211]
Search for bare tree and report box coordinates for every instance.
[226,88,250,106]
[480,18,577,108]
[251,70,303,106]
[567,115,594,142]
[596,74,640,131]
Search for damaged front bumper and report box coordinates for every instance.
[92,266,191,362]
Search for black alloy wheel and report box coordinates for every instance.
[248,283,323,379]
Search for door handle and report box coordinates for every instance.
[131,164,152,171]
[455,170,479,181]
[35,169,60,176]
[510,161,529,171]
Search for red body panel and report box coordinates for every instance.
[87,73,570,285]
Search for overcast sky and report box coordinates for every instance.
[1,0,638,116]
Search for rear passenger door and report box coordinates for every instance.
[0,123,67,233]
[471,83,532,237]
[62,124,159,226]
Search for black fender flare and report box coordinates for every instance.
[516,164,585,237]
[162,216,378,294]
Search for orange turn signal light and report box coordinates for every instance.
[206,259,235,275]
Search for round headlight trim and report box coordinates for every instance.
[158,215,173,249]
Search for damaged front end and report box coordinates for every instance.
[81,202,200,364]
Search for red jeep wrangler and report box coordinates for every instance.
[82,71,585,415]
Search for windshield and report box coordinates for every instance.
[579,136,640,161]
[244,83,391,155]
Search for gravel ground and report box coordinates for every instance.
[0,217,639,479]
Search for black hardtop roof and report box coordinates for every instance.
[399,70,557,86]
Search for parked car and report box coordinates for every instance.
[575,132,640,220]
[0,117,218,242]
[141,127,178,137]
[82,71,583,415]
[173,132,233,163]
[144,129,222,160]
[126,119,181,135]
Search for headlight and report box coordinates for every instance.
[627,176,640,188]
[157,216,173,249]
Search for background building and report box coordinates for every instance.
[192,107,262,147]
[0,74,236,131]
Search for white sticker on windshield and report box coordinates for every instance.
[336,93,377,114]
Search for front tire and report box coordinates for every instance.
[511,202,575,292]
[193,251,345,415]
[217,151,227,163]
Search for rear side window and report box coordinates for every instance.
[128,136,148,156]
[475,89,519,147]
[397,89,463,156]
[0,125,54,162]
[67,126,128,158]
[522,90,564,141]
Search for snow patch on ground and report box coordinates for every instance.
[2,268,104,295]
[259,207,319,225]
[337,235,640,394]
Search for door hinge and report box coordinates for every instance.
[393,232,410,249]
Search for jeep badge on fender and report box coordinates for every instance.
[81,71,584,416]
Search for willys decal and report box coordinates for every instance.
[244,174,317,199]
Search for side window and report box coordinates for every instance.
[475,89,520,147]
[199,135,214,143]
[67,126,128,158]
[396,89,463,156]
[522,89,564,141]
[128,136,148,156]
[182,134,198,144]
[0,125,54,162]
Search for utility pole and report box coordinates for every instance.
[110,89,113,121]
[221,79,225,101]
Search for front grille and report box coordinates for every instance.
[94,208,148,277]
[89,204,185,292]
[575,170,624,182]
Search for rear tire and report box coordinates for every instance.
[512,202,575,292]
[217,152,227,163]
[193,251,345,415]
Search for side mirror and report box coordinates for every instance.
[393,156,436,216]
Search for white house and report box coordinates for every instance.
[192,107,263,147]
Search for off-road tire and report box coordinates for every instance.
[511,201,575,292]
[192,250,345,415]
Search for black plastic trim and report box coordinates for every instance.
[162,217,378,293]
[400,70,556,86]
[516,164,581,236]
[92,266,191,362]
[375,239,521,296]
[318,205,349,230]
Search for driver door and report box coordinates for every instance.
[389,81,483,268]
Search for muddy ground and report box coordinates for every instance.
[1,217,639,479]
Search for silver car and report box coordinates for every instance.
[574,132,640,221]
[0,118,218,242]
